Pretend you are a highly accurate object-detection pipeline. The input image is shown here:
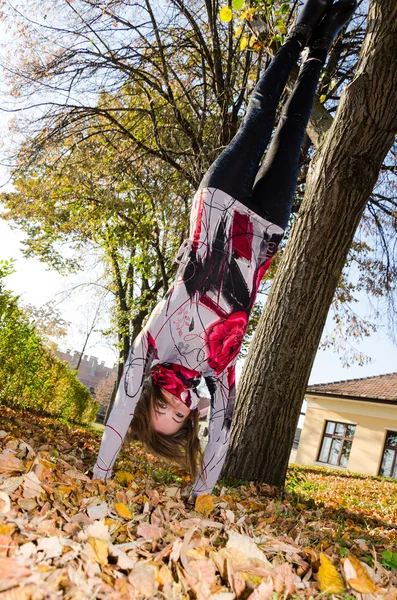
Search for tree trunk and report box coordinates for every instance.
[224,0,397,487]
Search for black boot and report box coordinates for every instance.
[287,0,334,48]
[308,0,358,63]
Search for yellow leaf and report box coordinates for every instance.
[277,24,286,34]
[156,564,173,586]
[249,34,256,46]
[0,524,15,535]
[343,555,377,594]
[220,6,233,22]
[58,485,73,497]
[114,502,132,520]
[240,36,248,51]
[318,553,345,594]
[115,470,134,485]
[87,537,108,565]
[319,94,327,103]
[104,517,120,529]
[195,494,215,517]
[234,25,242,38]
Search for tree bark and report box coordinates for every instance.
[224,0,397,486]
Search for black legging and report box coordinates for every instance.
[199,37,323,230]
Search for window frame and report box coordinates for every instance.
[317,420,356,468]
[378,431,397,479]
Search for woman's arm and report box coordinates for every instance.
[191,365,236,495]
[93,328,158,479]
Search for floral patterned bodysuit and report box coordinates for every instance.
[93,187,283,494]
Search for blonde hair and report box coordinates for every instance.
[126,377,202,479]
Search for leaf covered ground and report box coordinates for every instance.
[0,406,396,600]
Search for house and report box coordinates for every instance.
[295,372,397,480]
[56,350,117,398]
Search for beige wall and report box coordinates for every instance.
[295,395,397,476]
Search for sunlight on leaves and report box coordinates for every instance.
[219,6,233,22]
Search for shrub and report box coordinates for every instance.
[0,260,98,424]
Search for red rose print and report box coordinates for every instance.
[206,312,248,374]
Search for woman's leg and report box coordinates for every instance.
[251,0,358,229]
[198,39,301,205]
[250,56,323,229]
[198,0,333,204]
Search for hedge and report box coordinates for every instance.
[0,262,99,424]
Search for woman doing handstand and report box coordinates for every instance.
[93,0,357,495]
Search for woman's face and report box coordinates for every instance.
[151,388,191,434]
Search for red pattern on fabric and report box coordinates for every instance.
[255,255,273,293]
[227,365,236,390]
[105,424,123,441]
[192,189,204,251]
[200,294,230,319]
[151,364,200,406]
[146,331,158,358]
[206,312,248,374]
[231,211,253,260]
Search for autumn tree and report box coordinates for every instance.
[2,129,189,388]
[23,300,69,353]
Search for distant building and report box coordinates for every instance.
[57,350,117,399]
[296,372,397,480]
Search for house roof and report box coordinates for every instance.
[307,372,397,403]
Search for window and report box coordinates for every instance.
[318,421,356,467]
[379,432,397,479]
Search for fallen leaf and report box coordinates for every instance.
[18,542,38,559]
[115,470,134,485]
[22,472,45,499]
[0,523,15,535]
[0,557,31,579]
[0,491,11,514]
[0,475,23,494]
[87,537,108,565]
[17,498,38,511]
[114,502,132,520]
[249,579,273,599]
[227,532,272,567]
[318,553,345,594]
[195,494,215,517]
[36,536,63,559]
[64,468,90,481]
[80,519,110,542]
[0,452,24,474]
[109,545,136,569]
[272,562,296,596]
[137,522,164,541]
[164,486,179,497]
[343,555,377,594]
[87,500,108,521]
[128,562,158,597]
